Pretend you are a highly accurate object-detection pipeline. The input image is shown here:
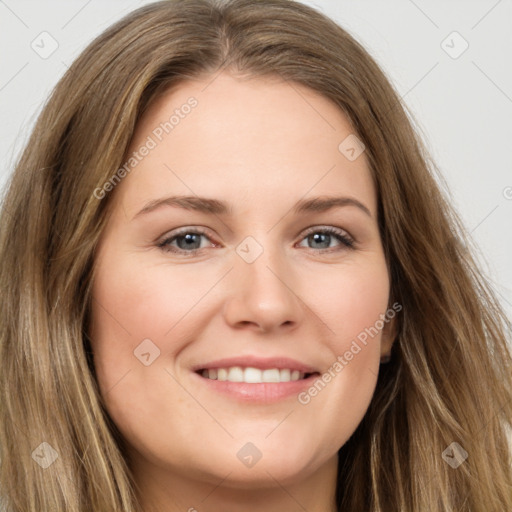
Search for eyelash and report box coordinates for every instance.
[157,226,355,256]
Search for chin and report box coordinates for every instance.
[205,443,325,488]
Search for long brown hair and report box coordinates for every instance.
[1,0,511,510]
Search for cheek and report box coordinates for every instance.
[93,260,196,335]
[88,252,202,401]
[297,258,389,440]
[90,252,209,350]
[313,257,390,352]
[89,253,207,457]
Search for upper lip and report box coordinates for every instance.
[192,355,319,373]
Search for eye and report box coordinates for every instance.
[296,226,354,252]
[157,226,355,255]
[157,227,214,255]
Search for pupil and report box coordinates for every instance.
[311,233,329,249]
[179,233,200,250]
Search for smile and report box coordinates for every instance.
[197,366,316,383]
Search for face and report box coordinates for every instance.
[90,71,396,491]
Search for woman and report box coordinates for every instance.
[0,0,510,510]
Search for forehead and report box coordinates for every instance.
[113,72,376,219]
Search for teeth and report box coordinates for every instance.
[244,367,262,383]
[199,366,307,383]
[280,368,291,381]
[227,366,244,382]
[262,369,280,382]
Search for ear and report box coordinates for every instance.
[380,314,398,360]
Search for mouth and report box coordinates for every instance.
[190,355,322,402]
[192,365,322,403]
[196,366,320,383]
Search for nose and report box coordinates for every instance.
[222,242,303,334]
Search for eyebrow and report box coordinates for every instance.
[133,194,372,219]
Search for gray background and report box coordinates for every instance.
[1,0,511,320]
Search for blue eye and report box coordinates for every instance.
[157,228,212,254]
[157,226,354,255]
[298,227,354,251]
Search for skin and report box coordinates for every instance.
[90,71,397,512]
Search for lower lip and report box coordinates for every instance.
[192,371,320,403]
